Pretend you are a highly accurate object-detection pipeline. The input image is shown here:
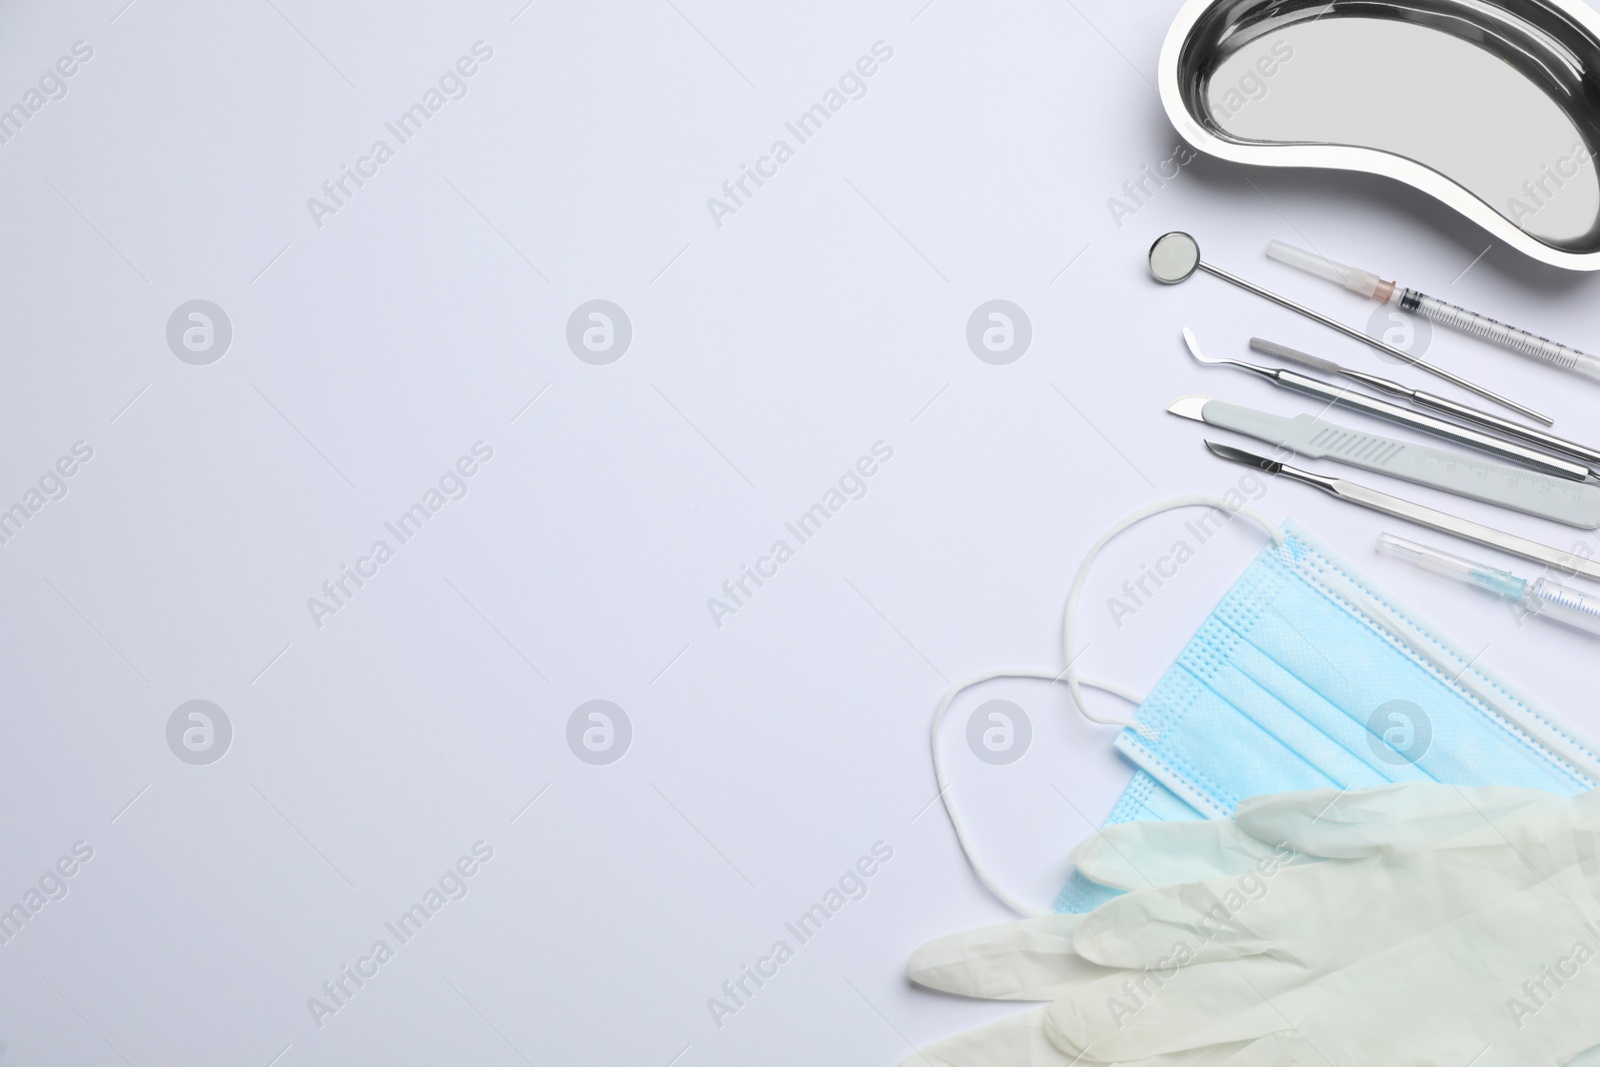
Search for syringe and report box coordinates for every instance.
[1267,240,1600,383]
[1378,532,1600,637]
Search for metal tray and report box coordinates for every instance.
[1159,0,1600,270]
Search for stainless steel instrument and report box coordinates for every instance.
[1182,329,1589,480]
[1250,337,1600,470]
[1169,395,1600,528]
[1150,234,1553,426]
[1204,440,1600,582]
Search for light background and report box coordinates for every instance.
[3,1,1599,1064]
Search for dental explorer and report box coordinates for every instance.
[1249,337,1600,471]
[1267,240,1600,384]
[1378,534,1600,638]
[1182,329,1592,482]
[1149,232,1552,426]
[1203,441,1600,582]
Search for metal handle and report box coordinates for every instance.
[1209,444,1600,581]
[1326,477,1600,582]
[1409,390,1600,471]
[1198,261,1554,426]
[1273,370,1591,481]
[1201,399,1600,527]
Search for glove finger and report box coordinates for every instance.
[1213,1031,1328,1067]
[1044,964,1296,1063]
[1564,1042,1600,1066]
[1085,1040,1264,1066]
[1077,804,1584,974]
[907,915,1118,1001]
[898,1006,1087,1067]
[1073,781,1559,903]
[1235,782,1567,859]
[1068,784,1565,973]
[1073,876,1296,970]
[1071,820,1307,892]
[902,1007,1265,1067]
[1116,1045,1268,1067]
[1069,872,1600,1066]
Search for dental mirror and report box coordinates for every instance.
[1149,232,1201,284]
[1147,231,1552,425]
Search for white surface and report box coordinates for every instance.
[3,1,1600,1064]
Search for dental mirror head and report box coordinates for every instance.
[1149,232,1201,284]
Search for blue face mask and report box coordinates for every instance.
[1054,519,1600,912]
[930,500,1600,919]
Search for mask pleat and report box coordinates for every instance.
[1058,522,1598,914]
[1121,666,1344,814]
[1186,616,1418,789]
[1233,550,1586,794]
[1116,529,1587,826]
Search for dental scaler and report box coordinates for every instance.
[1267,240,1600,384]
[1378,533,1600,638]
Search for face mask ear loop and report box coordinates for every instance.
[931,496,1281,918]
[930,670,1141,918]
[1063,495,1283,743]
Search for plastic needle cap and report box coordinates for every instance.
[1267,240,1386,299]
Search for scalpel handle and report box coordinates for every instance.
[1198,399,1600,528]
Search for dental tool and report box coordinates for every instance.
[1267,240,1600,383]
[1378,534,1600,638]
[1149,232,1553,426]
[1251,337,1600,471]
[1182,329,1592,482]
[1167,395,1600,528]
[1204,440,1600,582]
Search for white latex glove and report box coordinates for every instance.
[898,1005,1281,1067]
[1049,785,1600,1064]
[913,784,1567,1001]
[904,784,1600,1066]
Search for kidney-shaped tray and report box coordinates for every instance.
[1160,0,1600,270]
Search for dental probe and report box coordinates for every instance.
[1378,534,1600,638]
[1250,337,1600,471]
[1182,329,1592,482]
[1149,232,1553,426]
[1203,441,1600,582]
[1267,240,1600,383]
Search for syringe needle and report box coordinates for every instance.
[1378,533,1600,638]
[1267,240,1600,383]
